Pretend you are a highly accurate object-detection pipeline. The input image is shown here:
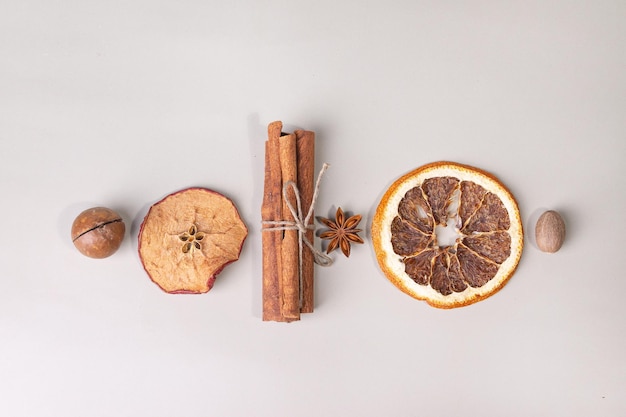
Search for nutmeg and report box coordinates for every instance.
[71,207,125,258]
[535,210,565,253]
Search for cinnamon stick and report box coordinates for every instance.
[278,132,300,321]
[295,129,315,313]
[261,121,283,321]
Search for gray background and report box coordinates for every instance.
[1,1,625,416]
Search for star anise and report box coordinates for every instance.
[319,207,364,257]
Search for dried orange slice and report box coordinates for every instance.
[138,188,248,294]
[372,162,523,308]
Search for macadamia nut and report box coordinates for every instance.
[71,207,125,258]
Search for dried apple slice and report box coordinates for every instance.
[138,188,248,294]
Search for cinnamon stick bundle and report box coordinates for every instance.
[262,121,316,322]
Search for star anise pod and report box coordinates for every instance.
[319,207,364,257]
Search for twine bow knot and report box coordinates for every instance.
[262,163,333,269]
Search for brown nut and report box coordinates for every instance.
[71,207,125,258]
[535,210,566,253]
